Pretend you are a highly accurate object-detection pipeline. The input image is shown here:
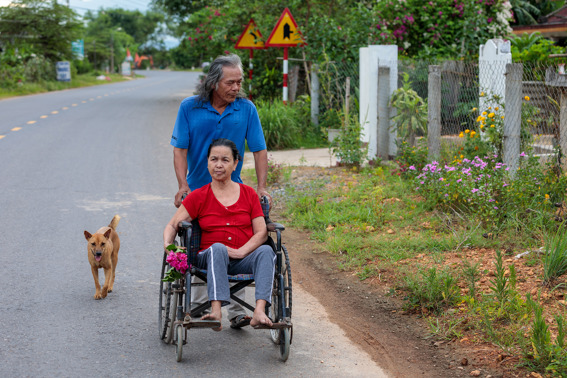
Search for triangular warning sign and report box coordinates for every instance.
[265,8,306,47]
[235,19,266,50]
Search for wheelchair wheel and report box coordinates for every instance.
[159,254,174,341]
[269,245,292,345]
[164,290,178,344]
[175,324,184,362]
[280,328,291,362]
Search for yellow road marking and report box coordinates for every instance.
[27,120,36,124]
[51,111,58,114]
[104,94,108,96]
[40,115,48,119]
[0,135,5,140]
[72,103,78,106]
[89,98,94,101]
[82,101,87,103]
[97,96,102,99]
[12,127,22,131]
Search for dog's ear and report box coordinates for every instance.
[84,231,92,241]
[103,229,112,239]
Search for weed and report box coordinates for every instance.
[402,267,460,314]
[542,227,567,286]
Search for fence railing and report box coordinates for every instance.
[310,59,566,171]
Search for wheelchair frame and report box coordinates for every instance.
[158,198,293,362]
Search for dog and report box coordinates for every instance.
[84,215,121,299]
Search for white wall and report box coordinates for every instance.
[359,45,398,159]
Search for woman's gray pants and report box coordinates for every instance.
[195,243,276,306]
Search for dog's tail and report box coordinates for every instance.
[108,215,121,230]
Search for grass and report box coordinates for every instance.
[278,163,567,374]
[0,73,138,99]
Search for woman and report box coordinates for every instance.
[163,138,275,331]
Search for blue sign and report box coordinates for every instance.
[71,39,84,60]
[56,61,71,82]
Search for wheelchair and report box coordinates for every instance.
[158,197,292,362]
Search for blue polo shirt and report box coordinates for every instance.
[170,96,266,191]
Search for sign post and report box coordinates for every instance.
[234,19,266,100]
[265,8,306,104]
[56,61,71,82]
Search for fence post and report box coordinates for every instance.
[503,63,523,176]
[377,66,390,160]
[561,91,567,171]
[344,77,350,128]
[311,64,319,126]
[428,65,441,160]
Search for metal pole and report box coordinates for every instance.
[428,65,441,160]
[503,63,523,176]
[311,64,319,126]
[249,50,253,100]
[283,47,288,104]
[377,66,390,160]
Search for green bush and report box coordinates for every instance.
[256,100,301,150]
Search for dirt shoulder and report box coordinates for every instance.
[268,166,528,378]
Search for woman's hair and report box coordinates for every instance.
[196,54,245,103]
[207,138,241,162]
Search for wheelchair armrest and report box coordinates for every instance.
[267,222,285,232]
[179,220,192,229]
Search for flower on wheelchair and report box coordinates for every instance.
[162,244,189,282]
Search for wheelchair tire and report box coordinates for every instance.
[269,245,292,345]
[280,328,291,362]
[159,255,174,341]
[164,290,178,344]
[176,324,184,362]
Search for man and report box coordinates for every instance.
[170,54,269,329]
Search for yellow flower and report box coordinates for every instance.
[501,116,505,119]
[459,132,464,138]
[460,154,464,159]
[482,111,487,116]
[472,107,477,112]
[465,129,470,133]
[488,107,492,110]
[470,131,476,137]
[480,92,485,97]
[545,194,550,200]
[488,112,495,118]
[495,107,499,111]
[524,96,530,101]
[490,125,495,128]
[480,125,484,129]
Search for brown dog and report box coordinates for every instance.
[84,215,121,299]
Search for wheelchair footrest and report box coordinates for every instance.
[252,318,292,330]
[182,316,221,329]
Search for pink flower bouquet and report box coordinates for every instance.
[162,244,189,282]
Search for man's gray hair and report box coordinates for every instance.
[196,54,245,102]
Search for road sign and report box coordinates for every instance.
[235,19,265,50]
[265,8,306,48]
[71,39,84,60]
[56,61,71,82]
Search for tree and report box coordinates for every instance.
[83,8,163,71]
[0,0,83,61]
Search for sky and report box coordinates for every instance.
[0,0,180,48]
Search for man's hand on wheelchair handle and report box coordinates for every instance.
[174,186,190,208]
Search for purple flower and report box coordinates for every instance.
[457,179,462,183]
[520,152,526,157]
[472,188,479,193]
[409,165,416,170]
[439,11,443,15]
[494,206,498,210]
[445,194,449,197]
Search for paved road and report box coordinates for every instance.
[0,70,385,377]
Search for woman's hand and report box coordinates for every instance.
[226,246,243,259]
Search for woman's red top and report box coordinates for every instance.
[182,183,263,251]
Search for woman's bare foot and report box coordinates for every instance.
[250,308,273,328]
[202,301,223,331]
